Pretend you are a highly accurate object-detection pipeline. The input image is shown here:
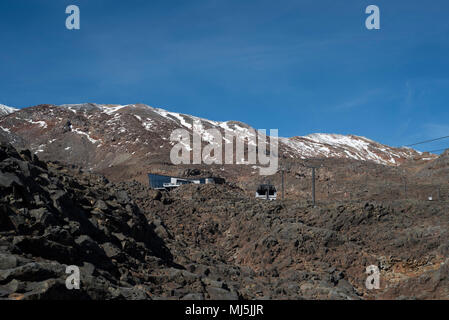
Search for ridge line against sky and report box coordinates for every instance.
[2,102,447,153]
[1,0,449,152]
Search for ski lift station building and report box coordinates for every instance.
[148,173,224,190]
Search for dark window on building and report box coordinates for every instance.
[257,184,276,196]
[148,174,171,189]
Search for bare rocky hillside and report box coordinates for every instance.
[1,103,449,300]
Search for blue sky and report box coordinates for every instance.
[1,0,449,152]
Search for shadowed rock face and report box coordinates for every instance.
[1,143,449,300]
[0,143,178,299]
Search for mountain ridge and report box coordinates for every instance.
[0,103,437,186]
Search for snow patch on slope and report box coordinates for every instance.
[100,105,129,115]
[142,118,154,131]
[0,104,19,116]
[72,128,100,144]
[25,119,48,128]
[153,108,193,129]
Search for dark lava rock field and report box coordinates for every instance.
[1,143,449,300]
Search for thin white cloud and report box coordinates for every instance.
[329,89,384,112]
[423,123,449,138]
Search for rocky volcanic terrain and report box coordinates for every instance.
[1,103,449,300]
